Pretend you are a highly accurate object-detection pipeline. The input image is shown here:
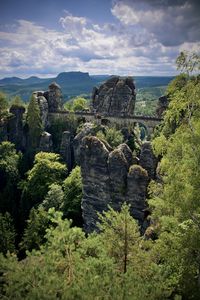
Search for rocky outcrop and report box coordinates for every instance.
[126,165,148,226]
[139,142,157,180]
[73,122,108,164]
[7,105,26,150]
[32,92,49,128]
[91,76,136,116]
[38,131,53,152]
[81,136,111,233]
[156,95,169,117]
[60,131,74,172]
[47,82,63,112]
[80,136,150,233]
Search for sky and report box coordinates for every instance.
[0,0,199,78]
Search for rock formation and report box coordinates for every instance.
[139,142,157,180]
[7,105,26,151]
[60,131,74,172]
[38,131,53,152]
[156,95,169,117]
[80,136,152,233]
[91,76,136,116]
[47,82,63,113]
[33,92,49,128]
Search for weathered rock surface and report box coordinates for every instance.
[91,76,136,116]
[60,131,74,172]
[156,95,169,117]
[126,165,148,226]
[7,105,26,150]
[80,136,151,233]
[47,82,63,112]
[81,136,111,233]
[139,142,157,180]
[73,122,109,164]
[38,131,53,152]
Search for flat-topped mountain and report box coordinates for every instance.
[0,72,174,101]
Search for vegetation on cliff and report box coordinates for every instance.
[0,52,200,299]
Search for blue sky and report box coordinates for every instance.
[0,0,199,78]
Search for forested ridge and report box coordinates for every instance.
[0,52,200,299]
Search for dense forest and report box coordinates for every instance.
[0,52,200,299]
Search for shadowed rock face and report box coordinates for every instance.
[7,105,26,150]
[156,95,169,117]
[139,142,157,180]
[48,82,63,113]
[92,76,136,116]
[38,131,53,152]
[60,131,74,172]
[80,135,153,233]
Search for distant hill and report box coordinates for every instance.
[0,72,174,101]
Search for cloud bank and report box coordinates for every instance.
[0,0,199,77]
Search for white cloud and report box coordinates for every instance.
[0,4,199,78]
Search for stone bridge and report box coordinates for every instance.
[48,111,162,136]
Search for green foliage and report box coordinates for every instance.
[0,212,16,254]
[20,207,50,252]
[161,75,200,137]
[47,114,78,152]
[176,51,200,74]
[0,142,21,217]
[65,97,89,112]
[149,54,200,298]
[0,92,9,119]
[26,94,43,148]
[96,127,123,148]
[41,183,64,211]
[20,152,67,218]
[0,206,175,300]
[62,166,83,226]
[10,95,25,108]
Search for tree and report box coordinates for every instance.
[98,204,140,273]
[20,152,67,219]
[0,92,9,119]
[41,183,64,211]
[10,95,25,108]
[0,212,16,255]
[176,51,200,74]
[26,94,43,148]
[96,127,123,148]
[62,166,83,226]
[20,206,50,252]
[0,142,21,218]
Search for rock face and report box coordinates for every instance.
[47,82,63,112]
[139,142,157,180]
[91,76,136,116]
[156,95,169,117]
[126,165,148,226]
[7,105,26,150]
[38,131,53,152]
[81,136,111,233]
[73,122,109,164]
[33,92,49,127]
[60,131,74,172]
[80,136,150,233]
